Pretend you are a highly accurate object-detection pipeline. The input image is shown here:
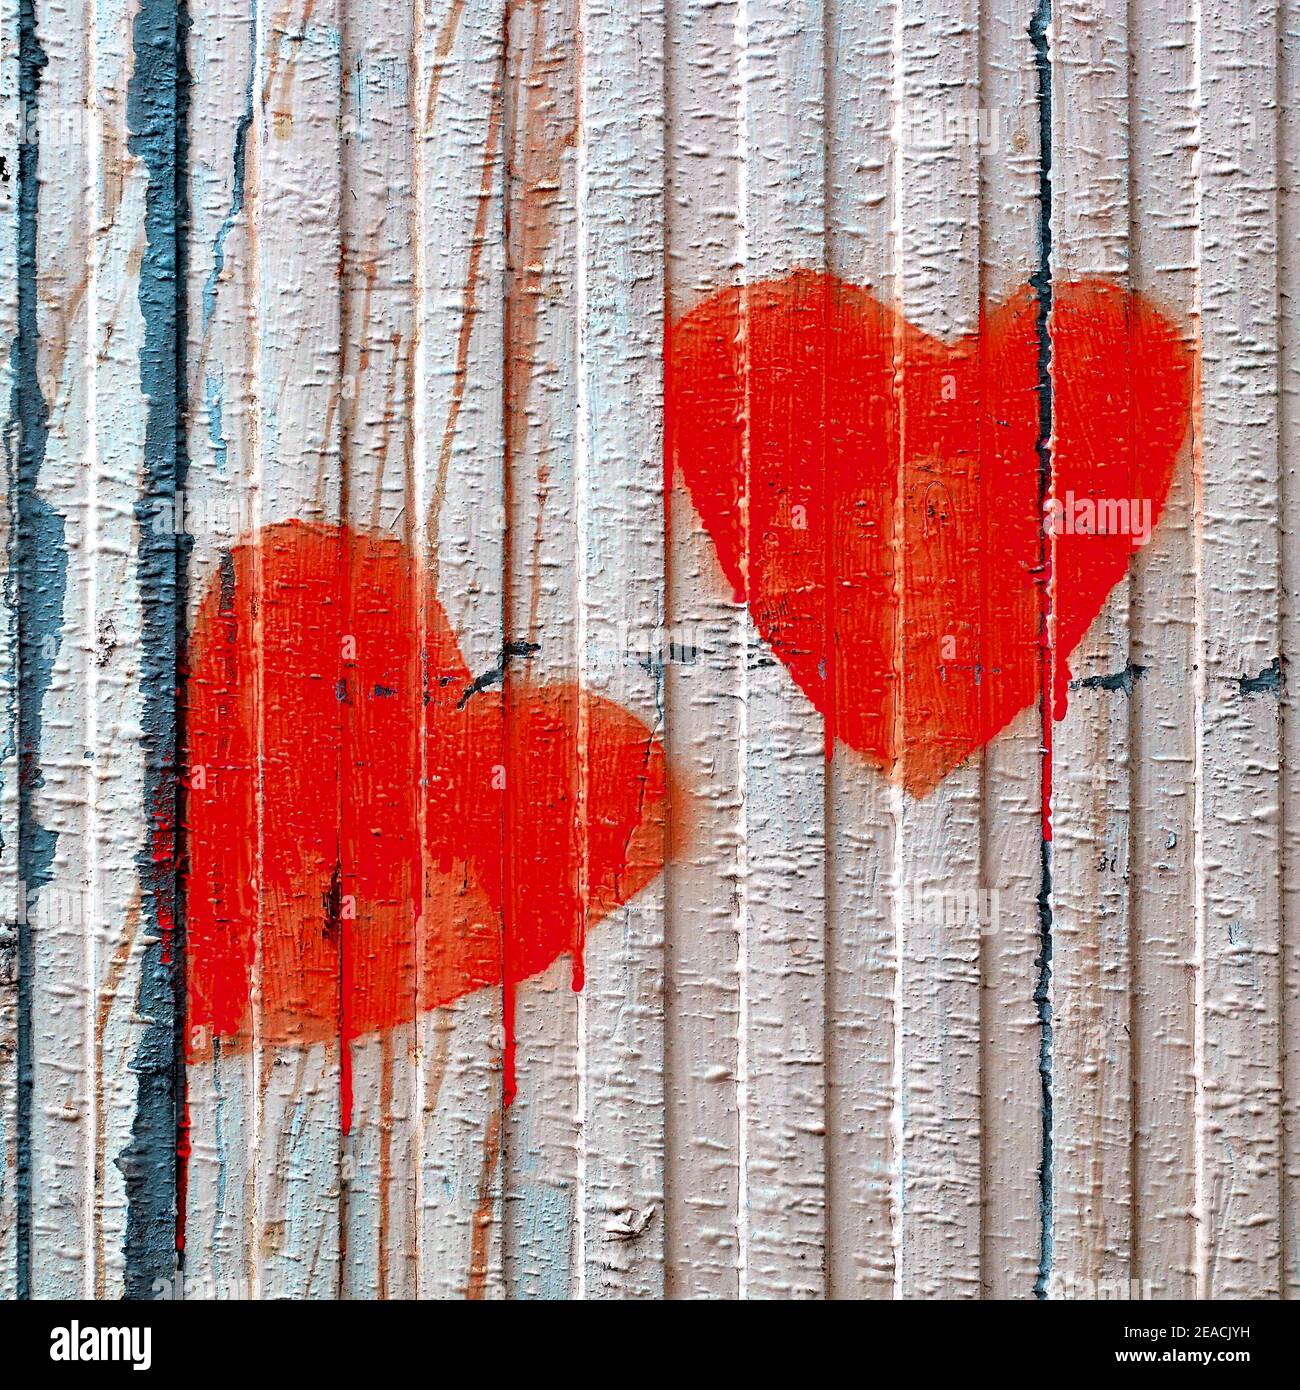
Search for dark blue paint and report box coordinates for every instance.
[119,0,191,1298]
[1072,661,1149,696]
[1029,0,1056,1302]
[1238,656,1283,698]
[5,2,62,1303]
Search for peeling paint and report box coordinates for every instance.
[1071,661,1149,695]
[1238,656,1282,699]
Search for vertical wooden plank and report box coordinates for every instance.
[415,0,506,1301]
[129,0,187,1302]
[1046,0,1136,1295]
[0,0,1292,1307]
[253,0,344,1300]
[575,0,667,1300]
[823,0,897,1300]
[26,0,93,1298]
[823,0,895,1301]
[94,0,171,1300]
[1128,0,1199,1298]
[737,0,828,1299]
[1193,0,1283,1300]
[662,0,743,1299]
[338,0,420,1302]
[890,0,984,1298]
[977,0,1044,1301]
[182,0,259,1301]
[1282,0,1300,1304]
[0,0,19,1300]
[500,0,582,1300]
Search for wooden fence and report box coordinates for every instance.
[0,0,1296,1299]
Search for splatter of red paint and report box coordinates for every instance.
[666,272,1192,796]
[183,521,668,1109]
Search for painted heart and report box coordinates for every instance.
[666,272,1193,796]
[183,520,668,1098]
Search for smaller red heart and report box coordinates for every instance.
[667,272,1192,795]
[183,521,668,1097]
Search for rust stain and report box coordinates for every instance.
[422,0,471,132]
[263,0,323,130]
[99,237,148,367]
[39,36,152,417]
[93,889,143,1299]
[465,1103,502,1299]
[99,34,134,239]
[381,330,416,535]
[368,331,406,533]
[420,1007,454,1123]
[425,71,505,567]
[258,1046,314,1263]
[377,1032,395,1297]
[38,269,89,423]
[330,253,378,507]
[503,1,578,642]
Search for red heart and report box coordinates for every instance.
[183,521,668,1095]
[666,272,1192,795]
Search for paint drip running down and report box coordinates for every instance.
[183,521,669,1125]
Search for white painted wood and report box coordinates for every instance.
[252,0,345,1300]
[26,0,94,1298]
[1281,0,1300,1304]
[182,0,259,1301]
[1127,0,1200,1299]
[976,4,1044,1302]
[1193,0,1284,1301]
[822,0,897,1301]
[338,0,421,1301]
[88,0,156,1299]
[889,0,984,1299]
[575,0,667,1300]
[0,0,19,1300]
[0,0,1296,1303]
[415,0,506,1301]
[1047,0,1136,1295]
[500,0,582,1299]
[663,0,743,1299]
[736,0,828,1299]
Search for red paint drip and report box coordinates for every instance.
[340,1038,354,1136]
[175,1098,191,1253]
[666,272,1192,795]
[502,977,517,1108]
[1040,533,1056,844]
[148,738,186,1239]
[337,528,352,1134]
[151,795,176,967]
[571,931,586,994]
[183,522,669,1116]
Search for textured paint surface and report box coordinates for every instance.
[121,0,187,1297]
[1,0,1297,1302]
[7,0,60,1302]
